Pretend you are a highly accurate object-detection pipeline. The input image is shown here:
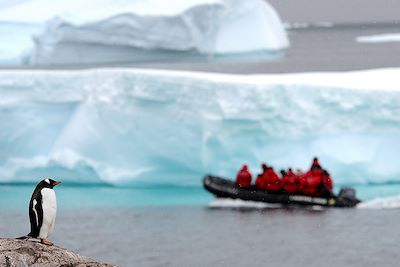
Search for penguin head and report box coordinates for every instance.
[40,178,61,189]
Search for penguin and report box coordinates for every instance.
[18,178,61,245]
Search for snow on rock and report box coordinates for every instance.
[0,0,289,65]
[1,68,400,186]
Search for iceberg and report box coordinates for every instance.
[0,0,289,65]
[0,22,41,65]
[1,68,400,187]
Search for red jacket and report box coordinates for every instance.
[310,158,322,170]
[299,169,322,196]
[236,165,252,188]
[255,164,269,190]
[263,168,282,192]
[255,174,266,190]
[322,171,333,191]
[282,169,300,193]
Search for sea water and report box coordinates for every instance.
[2,182,400,210]
[0,184,213,210]
[1,182,400,266]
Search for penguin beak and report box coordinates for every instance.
[54,181,61,185]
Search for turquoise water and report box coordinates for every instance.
[1,182,400,211]
[353,184,400,200]
[0,183,213,210]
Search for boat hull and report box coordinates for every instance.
[203,175,361,208]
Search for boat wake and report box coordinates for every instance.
[207,198,326,210]
[209,194,400,210]
[357,195,400,209]
[209,198,282,209]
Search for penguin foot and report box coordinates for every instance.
[41,239,54,246]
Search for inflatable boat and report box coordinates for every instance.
[203,175,361,208]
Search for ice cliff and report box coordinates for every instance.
[0,0,289,65]
[1,68,400,187]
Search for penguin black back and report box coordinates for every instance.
[28,187,43,237]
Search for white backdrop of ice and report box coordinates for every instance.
[0,0,289,65]
[1,68,400,186]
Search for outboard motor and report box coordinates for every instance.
[337,187,361,207]
[338,187,357,200]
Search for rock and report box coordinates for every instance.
[0,238,116,267]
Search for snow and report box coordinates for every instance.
[0,0,289,65]
[1,68,400,187]
[356,33,400,43]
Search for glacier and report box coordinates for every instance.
[1,68,400,187]
[0,0,289,65]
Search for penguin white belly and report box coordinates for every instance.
[38,188,57,239]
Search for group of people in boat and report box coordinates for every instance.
[235,157,333,197]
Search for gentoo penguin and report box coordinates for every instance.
[20,178,61,245]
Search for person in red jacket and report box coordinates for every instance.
[300,157,335,197]
[310,157,322,170]
[235,164,252,188]
[320,170,334,197]
[300,168,323,196]
[322,170,333,191]
[263,166,283,192]
[255,163,268,190]
[281,168,300,194]
[311,158,334,196]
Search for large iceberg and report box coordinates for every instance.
[0,0,289,65]
[1,68,400,187]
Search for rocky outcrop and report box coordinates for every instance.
[0,238,115,267]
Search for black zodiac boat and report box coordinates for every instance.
[203,175,361,208]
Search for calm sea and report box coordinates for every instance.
[1,183,400,266]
